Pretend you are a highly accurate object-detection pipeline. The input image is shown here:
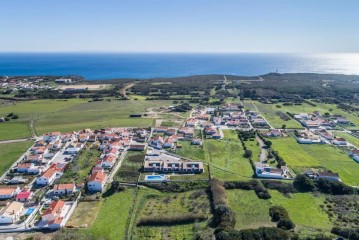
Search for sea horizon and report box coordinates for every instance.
[0,52,359,80]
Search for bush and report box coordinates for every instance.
[269,206,289,222]
[211,178,227,205]
[243,149,253,158]
[316,178,355,195]
[140,181,208,193]
[215,227,291,240]
[224,180,271,199]
[331,227,359,240]
[293,174,315,192]
[261,180,297,194]
[277,218,295,230]
[137,213,206,226]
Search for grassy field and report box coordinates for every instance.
[59,146,101,184]
[175,141,206,161]
[271,136,359,185]
[205,130,254,181]
[130,188,212,240]
[0,99,172,134]
[115,151,145,182]
[270,191,333,236]
[0,141,33,176]
[227,189,274,230]
[82,188,135,240]
[333,131,359,148]
[252,101,303,129]
[0,122,31,140]
[66,200,103,227]
[253,101,359,130]
[227,189,332,236]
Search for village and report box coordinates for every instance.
[0,101,358,235]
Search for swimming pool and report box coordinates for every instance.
[25,207,35,216]
[145,175,166,181]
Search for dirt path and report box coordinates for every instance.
[256,135,267,163]
[120,83,134,98]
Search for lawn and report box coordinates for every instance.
[227,189,274,230]
[115,151,145,182]
[204,130,254,181]
[0,99,172,134]
[82,188,136,240]
[333,131,359,148]
[0,141,33,176]
[271,136,359,185]
[0,122,31,140]
[270,191,333,235]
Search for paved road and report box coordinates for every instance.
[108,149,128,182]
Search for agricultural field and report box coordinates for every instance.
[227,189,333,237]
[129,188,212,240]
[0,141,33,176]
[81,188,136,240]
[0,99,172,134]
[270,136,359,185]
[333,131,359,148]
[115,151,145,182]
[205,130,254,181]
[0,122,31,140]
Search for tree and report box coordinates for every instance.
[269,206,289,222]
[277,218,295,230]
[293,174,315,192]
[264,140,272,148]
[243,150,253,158]
[281,124,286,130]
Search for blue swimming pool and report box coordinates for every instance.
[145,175,166,181]
[25,207,35,216]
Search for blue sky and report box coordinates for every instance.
[0,0,358,53]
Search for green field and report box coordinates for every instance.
[82,188,135,240]
[115,151,144,182]
[271,136,359,185]
[130,188,212,240]
[0,99,172,134]
[175,141,206,161]
[270,191,333,235]
[227,189,274,230]
[205,130,254,181]
[333,131,359,148]
[227,189,332,236]
[59,146,101,184]
[252,101,303,129]
[0,141,33,176]
[0,122,31,140]
[253,101,359,130]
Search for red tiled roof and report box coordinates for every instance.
[88,171,106,183]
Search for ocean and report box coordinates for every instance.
[0,52,358,80]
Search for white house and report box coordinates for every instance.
[332,137,347,146]
[255,163,286,179]
[87,172,107,192]
[53,183,76,196]
[36,168,57,185]
[0,201,24,224]
[316,172,340,181]
[0,187,19,200]
[350,149,359,162]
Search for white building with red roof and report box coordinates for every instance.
[87,172,107,192]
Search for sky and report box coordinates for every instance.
[0,0,358,53]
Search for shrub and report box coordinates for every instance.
[293,174,315,192]
[137,213,206,226]
[277,218,295,230]
[243,150,253,158]
[224,180,271,199]
[215,227,290,240]
[331,227,359,240]
[261,180,297,194]
[269,206,289,222]
[211,178,227,205]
